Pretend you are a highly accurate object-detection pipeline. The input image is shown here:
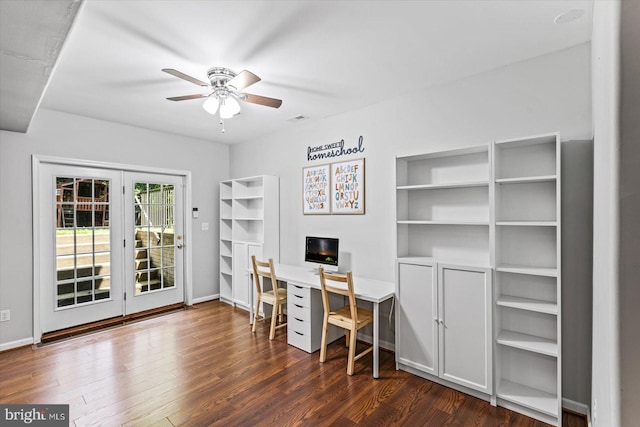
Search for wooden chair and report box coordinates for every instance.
[251,256,287,340]
[318,267,373,375]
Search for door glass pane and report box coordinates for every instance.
[55,177,111,308]
[95,277,110,300]
[134,182,175,295]
[161,267,175,289]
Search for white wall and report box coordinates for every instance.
[231,44,593,404]
[0,109,229,347]
[591,2,640,423]
[591,1,621,425]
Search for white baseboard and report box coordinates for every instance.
[356,332,395,352]
[192,294,219,304]
[0,337,34,352]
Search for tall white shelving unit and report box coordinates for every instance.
[219,175,279,314]
[219,180,234,303]
[395,133,562,426]
[493,133,561,425]
[395,145,494,399]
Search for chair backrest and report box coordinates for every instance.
[251,256,279,295]
[318,268,358,323]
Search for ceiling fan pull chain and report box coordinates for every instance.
[220,117,225,133]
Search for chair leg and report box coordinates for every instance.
[252,296,261,333]
[319,314,329,363]
[347,326,357,375]
[345,330,350,347]
[269,303,278,340]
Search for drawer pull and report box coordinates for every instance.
[294,304,303,308]
[295,331,304,336]
[295,295,303,298]
[294,317,303,322]
[294,285,303,289]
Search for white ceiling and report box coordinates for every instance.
[0,0,81,132]
[2,0,593,144]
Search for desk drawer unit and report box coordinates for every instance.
[288,285,311,308]
[287,282,343,353]
[288,301,311,322]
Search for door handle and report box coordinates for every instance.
[177,243,183,249]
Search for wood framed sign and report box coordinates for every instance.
[303,163,330,214]
[331,158,365,214]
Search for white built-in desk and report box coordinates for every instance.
[249,263,394,379]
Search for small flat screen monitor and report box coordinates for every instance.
[305,236,339,267]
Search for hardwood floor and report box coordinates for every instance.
[0,301,586,426]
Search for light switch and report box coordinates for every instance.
[201,222,209,231]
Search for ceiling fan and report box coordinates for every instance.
[162,67,282,132]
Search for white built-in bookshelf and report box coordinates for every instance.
[493,133,561,425]
[219,175,279,313]
[395,133,562,426]
[396,145,491,267]
[395,144,494,399]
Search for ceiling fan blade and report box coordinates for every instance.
[227,70,261,91]
[167,94,208,101]
[242,93,283,108]
[162,68,209,87]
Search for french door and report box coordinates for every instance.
[37,163,185,335]
[124,172,184,314]
[38,164,125,332]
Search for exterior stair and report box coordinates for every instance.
[55,232,111,306]
[135,238,160,293]
[55,231,168,306]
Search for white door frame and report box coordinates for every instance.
[32,155,193,343]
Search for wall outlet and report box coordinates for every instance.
[202,222,209,231]
[0,309,10,322]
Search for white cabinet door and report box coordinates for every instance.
[247,243,263,318]
[438,264,492,394]
[396,261,438,376]
[232,242,262,311]
[232,242,249,309]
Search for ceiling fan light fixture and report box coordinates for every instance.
[163,66,281,131]
[202,96,219,114]
[219,96,241,119]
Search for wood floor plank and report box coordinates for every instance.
[0,301,586,427]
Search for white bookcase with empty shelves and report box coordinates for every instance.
[493,133,561,425]
[395,133,562,426]
[219,175,279,316]
[395,145,494,400]
[396,145,492,265]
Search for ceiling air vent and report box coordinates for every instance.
[287,114,309,122]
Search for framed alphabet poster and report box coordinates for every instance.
[331,158,365,214]
[303,164,330,214]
